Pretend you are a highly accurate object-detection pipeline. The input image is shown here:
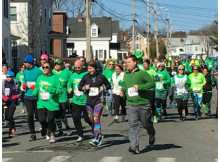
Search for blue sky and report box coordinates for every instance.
[92,0,218,33]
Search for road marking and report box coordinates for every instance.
[3,150,53,154]
[100,157,123,162]
[47,156,71,162]
[156,157,176,162]
[2,158,14,162]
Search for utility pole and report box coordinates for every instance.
[154,1,159,58]
[86,0,91,61]
[146,0,150,58]
[132,0,135,53]
[166,15,170,56]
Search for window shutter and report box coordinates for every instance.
[96,50,98,59]
[104,50,106,60]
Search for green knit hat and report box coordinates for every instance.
[134,50,143,59]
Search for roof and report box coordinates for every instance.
[67,17,119,38]
[168,38,185,47]
[185,35,203,45]
[53,8,66,14]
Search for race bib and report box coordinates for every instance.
[27,81,35,88]
[209,63,212,68]
[40,92,50,100]
[20,86,24,91]
[193,87,201,92]
[74,89,83,97]
[156,83,163,90]
[89,87,99,96]
[128,87,138,97]
[5,88,10,96]
[177,89,184,95]
[171,71,177,76]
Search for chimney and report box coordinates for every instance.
[78,13,82,22]
[180,37,183,42]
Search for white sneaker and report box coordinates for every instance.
[49,137,56,143]
[46,135,50,140]
[76,136,83,142]
[114,116,119,123]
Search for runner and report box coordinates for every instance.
[32,62,62,143]
[189,65,206,120]
[112,64,126,122]
[182,56,191,75]
[190,55,200,67]
[2,64,9,126]
[2,71,20,138]
[121,55,155,154]
[205,57,214,72]
[52,59,72,136]
[155,62,171,119]
[171,65,190,121]
[22,55,43,141]
[143,59,158,123]
[39,54,49,71]
[200,60,207,72]
[202,68,215,117]
[67,59,93,142]
[102,60,115,116]
[78,60,111,147]
[15,64,26,113]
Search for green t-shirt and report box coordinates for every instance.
[52,68,71,103]
[205,60,214,70]
[189,72,206,94]
[32,74,62,111]
[67,71,88,105]
[155,70,171,91]
[182,61,191,73]
[15,72,25,86]
[103,67,115,85]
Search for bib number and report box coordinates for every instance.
[27,81,35,88]
[40,92,50,100]
[193,87,201,92]
[5,88,10,96]
[156,83,163,90]
[89,87,99,96]
[74,89,83,97]
[128,87,138,97]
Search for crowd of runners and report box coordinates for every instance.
[2,51,217,154]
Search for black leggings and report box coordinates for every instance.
[38,108,58,132]
[175,98,188,117]
[155,98,167,109]
[24,98,38,134]
[71,103,92,137]
[5,106,16,134]
[113,94,126,115]
[147,90,156,115]
[57,102,67,119]
[202,92,212,104]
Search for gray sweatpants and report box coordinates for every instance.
[126,104,155,148]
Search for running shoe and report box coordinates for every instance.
[128,146,140,154]
[113,116,120,123]
[97,133,104,146]
[12,127,16,134]
[121,115,126,122]
[9,133,13,138]
[149,135,155,146]
[29,134,36,141]
[89,139,98,147]
[56,130,64,137]
[173,103,177,108]
[41,128,47,137]
[49,137,56,143]
[153,116,158,123]
[76,136,83,142]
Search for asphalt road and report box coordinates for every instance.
[2,89,218,162]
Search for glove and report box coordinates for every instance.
[22,84,27,90]
[30,85,35,90]
[11,95,19,100]
[2,96,9,102]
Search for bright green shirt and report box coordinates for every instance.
[52,68,71,103]
[155,70,171,91]
[15,72,25,86]
[205,60,214,70]
[32,74,63,111]
[103,67,115,85]
[182,61,191,73]
[67,71,88,105]
[189,72,206,94]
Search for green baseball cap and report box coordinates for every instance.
[134,50,143,59]
[54,59,63,65]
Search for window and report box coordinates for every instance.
[91,28,97,37]
[136,36,139,41]
[4,0,9,18]
[195,46,198,51]
[135,44,140,50]
[99,50,104,59]
[48,9,51,26]
[10,7,17,21]
[68,49,73,56]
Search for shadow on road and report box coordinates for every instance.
[3,142,21,148]
[141,144,182,153]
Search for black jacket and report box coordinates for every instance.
[167,67,178,78]
[78,72,111,107]
[203,74,214,92]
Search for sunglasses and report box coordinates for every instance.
[179,69,184,70]
[75,67,81,69]
[6,76,12,78]
[193,69,198,70]
[158,65,163,67]
[42,66,50,69]
[109,64,115,66]
[40,58,46,61]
